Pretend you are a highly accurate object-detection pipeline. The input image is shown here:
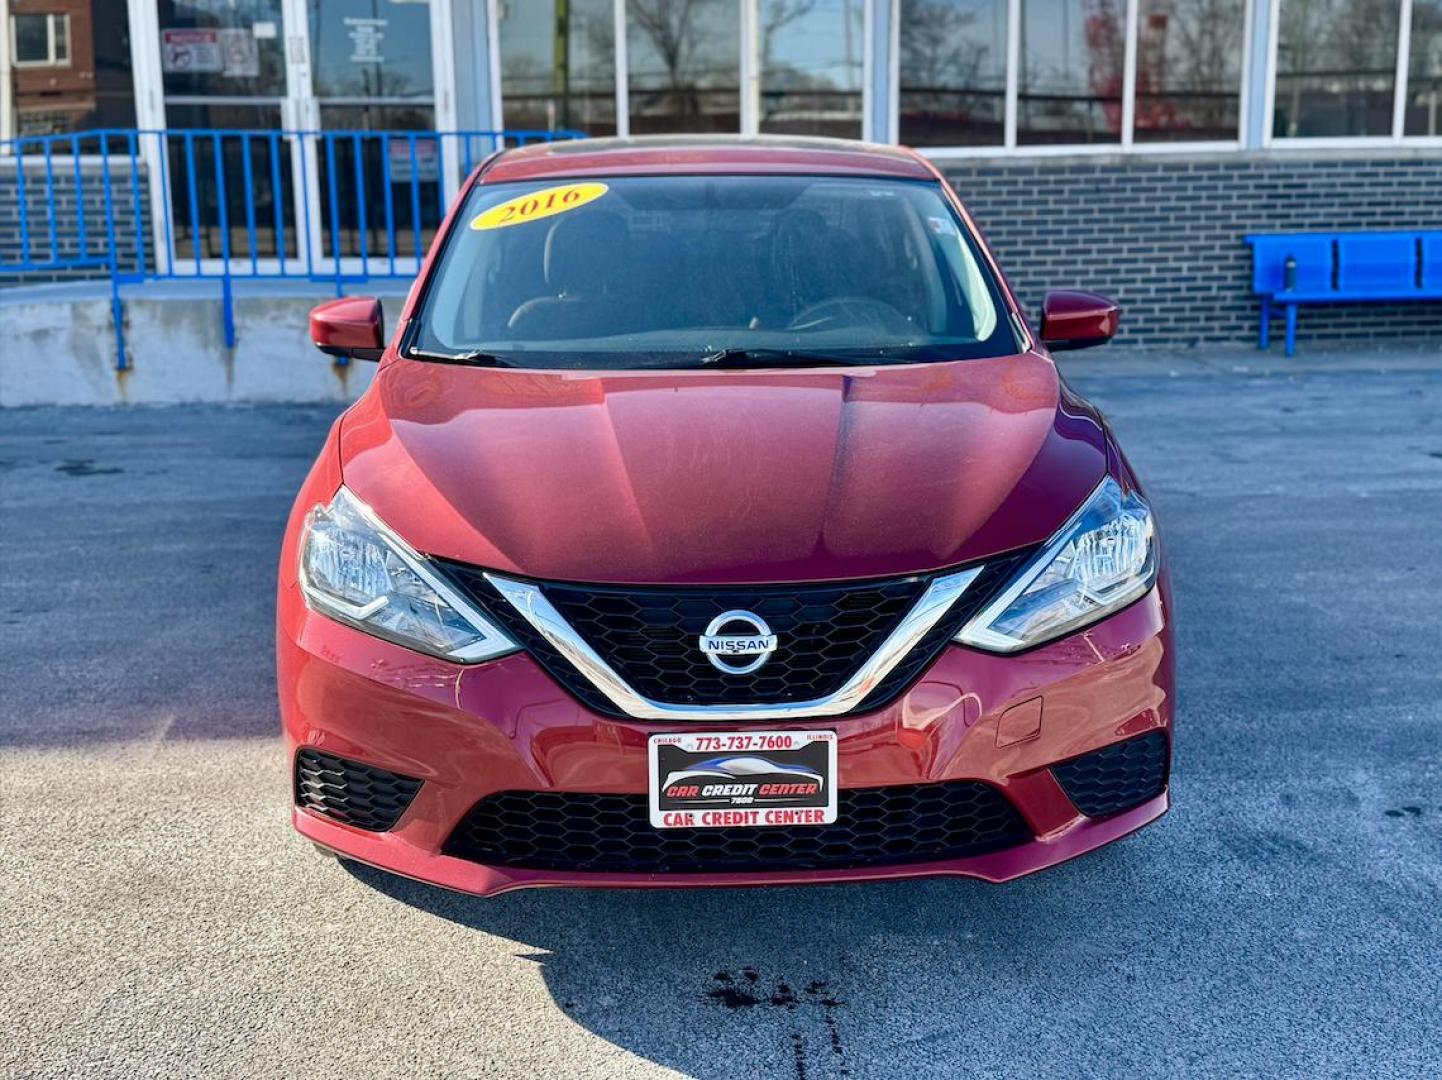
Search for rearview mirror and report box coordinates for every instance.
[1040,290,1120,351]
[310,296,385,362]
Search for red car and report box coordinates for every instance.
[280,136,1172,897]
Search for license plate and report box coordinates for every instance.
[647,730,838,829]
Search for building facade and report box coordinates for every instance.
[3,0,1441,345]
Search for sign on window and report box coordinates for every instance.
[161,28,223,74]
[218,28,259,78]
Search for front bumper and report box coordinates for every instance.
[279,583,1173,897]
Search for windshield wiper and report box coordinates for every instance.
[407,347,517,367]
[698,347,861,369]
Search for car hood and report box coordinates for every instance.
[338,352,1108,585]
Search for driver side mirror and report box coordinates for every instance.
[310,296,385,362]
[1040,290,1120,351]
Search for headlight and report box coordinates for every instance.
[957,476,1156,653]
[299,487,517,663]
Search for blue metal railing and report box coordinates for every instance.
[0,127,582,369]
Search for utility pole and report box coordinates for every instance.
[553,0,570,130]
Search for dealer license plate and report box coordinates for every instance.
[647,730,838,830]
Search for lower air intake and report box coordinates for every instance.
[1051,731,1169,819]
[295,749,422,832]
[444,781,1030,873]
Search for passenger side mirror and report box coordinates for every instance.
[310,296,385,362]
[1040,290,1121,351]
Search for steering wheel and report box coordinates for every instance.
[787,296,910,333]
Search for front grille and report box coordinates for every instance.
[542,577,925,705]
[294,749,422,832]
[444,781,1031,873]
[437,552,1030,719]
[1052,731,1169,819]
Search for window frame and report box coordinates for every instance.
[1264,0,1442,147]
[904,0,1256,158]
[481,0,1442,153]
[11,11,73,69]
[490,0,880,140]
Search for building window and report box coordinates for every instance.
[898,0,1008,147]
[1018,0,1126,144]
[1133,0,1246,142]
[495,0,868,139]
[627,0,740,134]
[499,0,616,134]
[9,2,135,135]
[1273,0,1400,138]
[899,0,1247,148]
[1405,0,1442,135]
[12,12,72,67]
[759,0,864,138]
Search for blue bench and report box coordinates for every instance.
[1244,230,1442,355]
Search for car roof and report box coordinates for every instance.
[481,135,938,184]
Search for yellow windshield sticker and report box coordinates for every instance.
[470,182,610,231]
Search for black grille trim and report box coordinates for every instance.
[436,551,1032,720]
[541,576,924,706]
[294,749,422,832]
[444,781,1031,873]
[1052,731,1169,819]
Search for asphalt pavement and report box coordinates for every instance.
[2,344,1440,1078]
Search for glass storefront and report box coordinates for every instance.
[897,0,1008,148]
[499,0,861,139]
[1133,0,1246,143]
[499,0,617,134]
[1018,0,1125,145]
[759,0,864,138]
[147,0,443,264]
[897,0,1251,148]
[18,1,1442,154]
[1273,0,1400,138]
[627,0,741,133]
[1405,0,1442,136]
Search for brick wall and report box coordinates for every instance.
[0,160,150,281]
[942,152,1442,348]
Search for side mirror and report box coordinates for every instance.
[1040,290,1120,351]
[310,296,385,362]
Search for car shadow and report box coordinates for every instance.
[341,849,1135,1079]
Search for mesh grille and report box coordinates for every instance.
[444,781,1031,873]
[1052,731,1169,819]
[437,552,1031,719]
[541,577,923,705]
[294,749,422,832]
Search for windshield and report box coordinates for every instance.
[410,174,1017,369]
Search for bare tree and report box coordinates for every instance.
[900,0,996,92]
[1277,0,1400,135]
[628,0,704,97]
[760,0,820,77]
[1135,0,1246,133]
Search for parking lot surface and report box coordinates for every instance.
[2,346,1440,1078]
